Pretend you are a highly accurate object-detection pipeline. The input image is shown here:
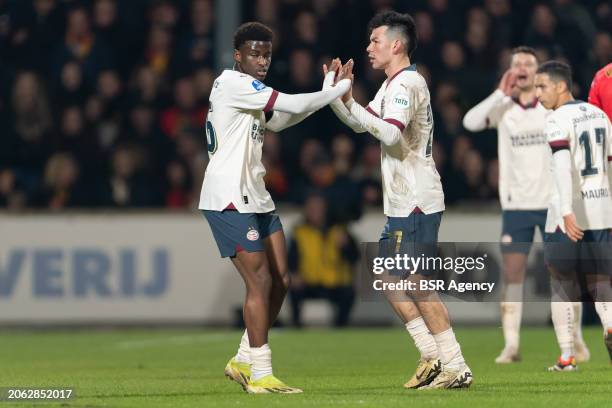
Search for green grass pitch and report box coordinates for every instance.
[0,327,610,407]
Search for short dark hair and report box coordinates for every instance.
[368,11,417,57]
[537,60,573,90]
[511,46,537,60]
[233,22,274,50]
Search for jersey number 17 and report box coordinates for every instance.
[579,127,606,177]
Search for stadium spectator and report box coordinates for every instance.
[288,193,357,327]
[164,158,193,209]
[0,0,609,210]
[100,145,160,207]
[11,71,53,172]
[54,5,114,87]
[160,77,206,140]
[33,152,88,209]
[0,168,26,210]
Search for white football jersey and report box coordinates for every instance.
[486,96,551,210]
[545,100,612,232]
[367,65,444,216]
[199,70,278,213]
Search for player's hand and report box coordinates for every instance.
[322,58,341,90]
[498,69,518,96]
[563,213,584,242]
[336,59,354,103]
[323,58,341,76]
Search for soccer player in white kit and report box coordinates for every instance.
[199,22,351,393]
[534,61,612,371]
[463,47,589,364]
[324,11,472,389]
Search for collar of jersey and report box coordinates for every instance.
[511,96,539,109]
[562,99,584,106]
[386,64,417,87]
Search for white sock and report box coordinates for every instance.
[551,301,574,359]
[250,344,273,381]
[593,280,612,331]
[572,302,586,344]
[433,328,466,371]
[501,283,523,351]
[405,317,439,360]
[234,329,251,364]
[595,302,612,331]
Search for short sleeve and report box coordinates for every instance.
[226,75,278,112]
[546,117,570,152]
[382,79,420,132]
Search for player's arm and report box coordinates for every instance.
[228,75,351,116]
[462,70,516,131]
[322,59,368,133]
[333,60,406,146]
[547,120,583,241]
[265,111,312,132]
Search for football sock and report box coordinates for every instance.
[235,329,251,364]
[593,280,612,331]
[250,344,273,381]
[433,328,466,371]
[405,317,439,360]
[501,283,523,351]
[595,302,612,332]
[551,301,574,359]
[572,302,586,344]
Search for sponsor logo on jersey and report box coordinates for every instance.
[246,228,260,241]
[392,92,410,109]
[252,80,266,91]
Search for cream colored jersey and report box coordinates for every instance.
[199,70,278,213]
[545,100,612,232]
[486,96,551,210]
[366,65,444,216]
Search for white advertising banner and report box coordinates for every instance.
[0,211,547,325]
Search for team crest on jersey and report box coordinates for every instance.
[246,227,260,241]
[252,80,266,91]
[392,92,410,109]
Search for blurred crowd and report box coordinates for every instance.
[0,0,611,214]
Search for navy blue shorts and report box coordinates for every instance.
[202,210,283,258]
[544,228,612,276]
[378,211,442,277]
[500,210,547,254]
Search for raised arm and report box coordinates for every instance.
[322,59,368,133]
[463,70,516,131]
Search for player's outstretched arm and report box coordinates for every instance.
[322,59,368,133]
[462,70,516,132]
[271,79,351,116]
[328,59,402,146]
